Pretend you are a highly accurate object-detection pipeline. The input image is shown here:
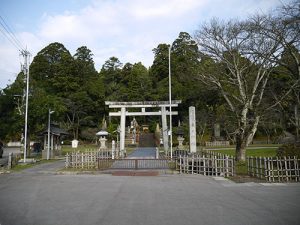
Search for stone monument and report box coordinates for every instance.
[214,123,220,140]
[189,106,197,153]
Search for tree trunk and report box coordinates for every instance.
[246,116,260,146]
[295,104,299,141]
[235,116,260,162]
[235,130,247,161]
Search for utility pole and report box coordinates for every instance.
[21,49,31,163]
[168,44,173,160]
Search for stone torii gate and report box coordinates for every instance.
[106,100,181,154]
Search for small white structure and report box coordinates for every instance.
[72,139,79,148]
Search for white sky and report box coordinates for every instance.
[0,0,290,89]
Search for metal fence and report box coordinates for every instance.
[176,154,235,177]
[65,150,172,170]
[98,158,171,170]
[248,156,300,182]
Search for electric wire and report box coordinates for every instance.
[0,15,25,51]
[0,13,25,52]
[0,25,21,50]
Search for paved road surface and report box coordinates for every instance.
[18,160,65,174]
[0,167,299,225]
[127,147,157,159]
[110,147,165,169]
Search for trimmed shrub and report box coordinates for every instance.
[277,142,300,158]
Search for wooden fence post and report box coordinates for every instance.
[65,153,69,168]
[294,156,299,181]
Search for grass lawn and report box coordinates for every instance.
[210,148,278,158]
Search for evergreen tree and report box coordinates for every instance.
[100,57,123,101]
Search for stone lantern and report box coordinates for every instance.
[176,126,185,150]
[96,130,109,150]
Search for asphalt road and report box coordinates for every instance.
[0,170,299,225]
[127,147,157,159]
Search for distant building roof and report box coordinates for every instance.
[41,126,69,136]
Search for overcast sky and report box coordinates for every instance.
[0,0,291,89]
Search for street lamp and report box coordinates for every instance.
[47,109,55,160]
[168,44,173,160]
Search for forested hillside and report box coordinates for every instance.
[0,1,299,161]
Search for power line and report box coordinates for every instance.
[0,15,25,50]
[0,26,21,50]
[0,10,31,162]
[0,13,25,51]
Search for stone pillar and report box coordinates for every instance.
[189,106,197,153]
[112,140,115,159]
[161,106,169,154]
[120,107,126,155]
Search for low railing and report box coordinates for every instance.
[65,150,173,170]
[248,156,300,182]
[98,158,171,170]
[176,154,235,177]
[65,151,98,169]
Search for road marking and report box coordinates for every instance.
[260,183,287,186]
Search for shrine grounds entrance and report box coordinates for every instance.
[65,101,235,176]
[105,100,181,156]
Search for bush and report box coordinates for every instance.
[277,142,300,158]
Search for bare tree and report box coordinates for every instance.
[194,18,280,161]
[259,1,300,139]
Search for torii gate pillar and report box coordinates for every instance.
[120,107,126,156]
